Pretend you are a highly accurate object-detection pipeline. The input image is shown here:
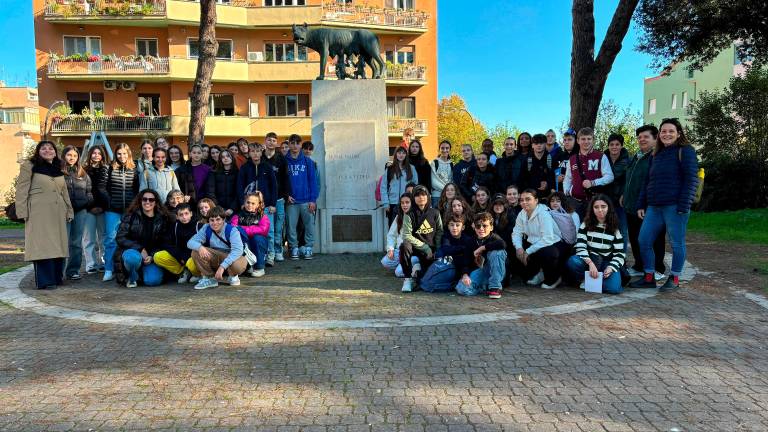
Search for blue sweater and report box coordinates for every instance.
[285,151,319,204]
[237,160,277,208]
[637,144,699,213]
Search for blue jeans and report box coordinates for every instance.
[639,205,689,276]
[83,211,106,269]
[121,249,163,286]
[566,255,622,294]
[65,209,88,277]
[103,211,123,272]
[456,250,507,296]
[267,199,285,257]
[615,206,629,253]
[286,202,315,249]
[245,234,268,270]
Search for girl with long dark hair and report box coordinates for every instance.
[82,145,110,274]
[205,149,239,217]
[61,145,92,280]
[379,146,418,226]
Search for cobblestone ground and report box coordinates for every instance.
[2,246,768,431]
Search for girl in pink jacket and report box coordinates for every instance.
[231,192,270,277]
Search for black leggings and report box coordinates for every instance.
[519,240,569,285]
[399,241,434,279]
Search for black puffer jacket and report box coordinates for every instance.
[460,165,497,198]
[495,153,524,191]
[85,165,109,211]
[205,168,239,213]
[116,210,168,254]
[107,165,139,213]
[64,167,93,212]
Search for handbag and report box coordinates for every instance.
[243,244,258,266]
[5,172,34,223]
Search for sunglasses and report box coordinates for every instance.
[142,197,156,203]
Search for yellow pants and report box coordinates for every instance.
[152,250,200,276]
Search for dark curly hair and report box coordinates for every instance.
[583,194,619,234]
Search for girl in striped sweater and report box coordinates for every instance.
[566,194,626,294]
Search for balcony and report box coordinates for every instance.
[388,118,428,137]
[321,2,429,32]
[384,63,427,85]
[170,115,311,137]
[50,115,171,135]
[43,0,166,23]
[47,55,170,80]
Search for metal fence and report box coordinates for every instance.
[51,115,171,132]
[44,0,166,17]
[388,118,428,135]
[48,57,170,75]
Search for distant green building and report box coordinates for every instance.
[643,43,749,128]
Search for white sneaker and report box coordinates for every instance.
[253,269,265,277]
[126,280,137,288]
[177,269,191,284]
[579,281,585,290]
[401,278,414,293]
[194,277,218,290]
[527,271,545,286]
[654,271,665,281]
[189,276,200,284]
[275,253,285,262]
[102,271,114,282]
[411,263,422,278]
[541,277,562,290]
[227,275,241,286]
[627,268,644,277]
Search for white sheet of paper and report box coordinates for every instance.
[584,272,603,293]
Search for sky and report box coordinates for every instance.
[0,0,659,134]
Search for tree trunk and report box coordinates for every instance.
[570,0,640,130]
[187,0,218,148]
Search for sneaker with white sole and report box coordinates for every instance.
[526,271,545,286]
[579,281,585,290]
[126,280,137,288]
[541,277,562,290]
[275,253,285,262]
[411,263,422,278]
[654,271,665,281]
[290,248,300,260]
[86,267,97,275]
[265,255,275,267]
[227,275,241,286]
[102,271,113,282]
[177,269,191,284]
[68,273,82,281]
[189,276,200,284]
[252,269,265,277]
[194,277,218,290]
[627,268,644,277]
[401,278,415,292]
[303,247,313,260]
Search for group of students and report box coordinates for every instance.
[17,132,319,290]
[379,119,699,298]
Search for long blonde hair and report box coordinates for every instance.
[111,142,136,170]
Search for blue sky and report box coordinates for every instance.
[0,0,658,134]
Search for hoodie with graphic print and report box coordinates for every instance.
[401,206,443,255]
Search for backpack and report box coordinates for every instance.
[549,209,577,245]
[433,159,454,172]
[204,224,248,249]
[679,148,704,205]
[527,154,553,172]
[375,175,384,202]
[419,258,456,293]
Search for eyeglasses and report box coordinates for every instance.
[474,223,492,229]
[142,197,156,203]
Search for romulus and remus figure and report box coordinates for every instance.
[292,23,385,80]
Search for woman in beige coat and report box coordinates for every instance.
[16,141,73,289]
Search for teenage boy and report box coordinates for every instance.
[481,139,498,165]
[456,212,507,299]
[400,185,443,293]
[153,203,200,284]
[187,206,248,290]
[285,135,319,260]
[495,137,524,193]
[622,125,666,279]
[563,127,614,217]
[554,128,579,192]
[545,129,561,156]
[419,215,474,293]
[522,133,556,196]
[452,144,475,185]
[263,132,291,264]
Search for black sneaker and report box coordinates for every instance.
[85,267,97,275]
[659,276,680,293]
[629,274,657,289]
[487,288,502,299]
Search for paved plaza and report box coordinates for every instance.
[1,237,768,431]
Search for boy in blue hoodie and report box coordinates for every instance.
[285,135,319,260]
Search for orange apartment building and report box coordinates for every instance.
[33,0,438,156]
[0,85,40,202]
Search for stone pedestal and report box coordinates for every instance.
[311,80,388,253]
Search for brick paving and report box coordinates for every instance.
[1,254,768,431]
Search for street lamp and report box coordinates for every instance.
[42,100,68,141]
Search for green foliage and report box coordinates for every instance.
[592,99,642,155]
[688,209,768,246]
[688,67,768,211]
[484,122,522,157]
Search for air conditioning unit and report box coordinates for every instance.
[247,51,263,62]
[120,81,136,91]
[103,80,118,91]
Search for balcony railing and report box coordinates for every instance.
[51,115,171,133]
[388,118,428,135]
[48,56,170,75]
[385,63,426,81]
[321,2,429,29]
[44,0,166,18]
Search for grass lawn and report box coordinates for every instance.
[688,208,768,246]
[0,218,23,230]
[0,263,24,275]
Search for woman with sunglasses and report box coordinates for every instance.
[115,189,171,288]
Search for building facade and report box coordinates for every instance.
[34,0,437,155]
[643,43,748,128]
[0,85,40,202]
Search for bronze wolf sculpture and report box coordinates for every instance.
[292,23,385,80]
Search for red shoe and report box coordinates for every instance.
[487,288,502,299]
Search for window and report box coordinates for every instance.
[27,89,38,101]
[136,39,158,57]
[387,96,415,118]
[67,92,104,114]
[671,94,678,110]
[264,0,306,5]
[687,69,694,79]
[188,93,235,115]
[264,43,307,62]
[385,45,415,64]
[63,36,101,56]
[385,0,415,10]
[682,91,689,109]
[648,98,656,115]
[188,39,233,60]
[0,109,26,124]
[138,94,161,116]
[266,94,310,117]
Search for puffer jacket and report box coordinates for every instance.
[495,153,524,192]
[64,166,93,212]
[116,210,168,255]
[605,147,630,206]
[85,165,109,210]
[205,168,239,213]
[237,160,277,208]
[106,165,139,213]
[637,144,699,213]
[460,164,497,198]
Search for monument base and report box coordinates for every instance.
[311,80,389,254]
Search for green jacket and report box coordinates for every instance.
[622,149,652,214]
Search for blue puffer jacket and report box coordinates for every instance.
[637,144,699,213]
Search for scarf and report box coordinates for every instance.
[33,160,64,177]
